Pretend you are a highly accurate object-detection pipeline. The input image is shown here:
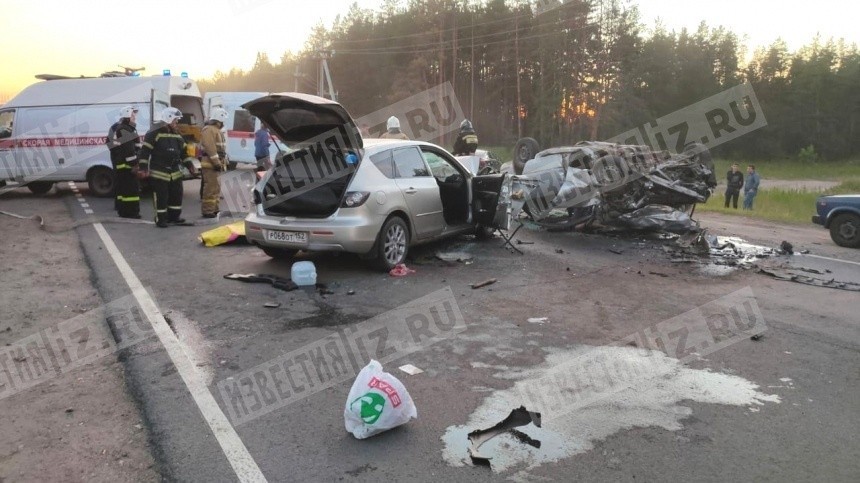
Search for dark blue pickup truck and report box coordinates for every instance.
[813,194,860,248]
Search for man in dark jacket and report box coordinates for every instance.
[724,163,744,209]
[106,105,141,218]
[453,119,479,155]
[138,108,197,227]
[254,126,271,170]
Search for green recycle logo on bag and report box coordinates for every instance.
[351,392,386,425]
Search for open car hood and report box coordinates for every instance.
[242,93,363,150]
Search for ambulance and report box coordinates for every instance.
[203,91,284,169]
[0,72,205,196]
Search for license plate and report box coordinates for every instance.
[265,230,307,244]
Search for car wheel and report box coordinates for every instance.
[513,137,540,175]
[27,181,54,195]
[372,217,409,271]
[87,167,114,197]
[829,213,860,248]
[260,246,298,259]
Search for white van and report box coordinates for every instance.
[0,74,205,196]
[203,91,283,168]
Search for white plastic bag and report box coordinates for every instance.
[344,360,417,439]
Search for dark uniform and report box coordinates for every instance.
[453,130,478,155]
[106,119,141,217]
[138,123,195,225]
[725,169,744,209]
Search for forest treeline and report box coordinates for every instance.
[199,0,860,160]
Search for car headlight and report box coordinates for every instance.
[341,191,370,208]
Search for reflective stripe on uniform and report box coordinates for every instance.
[115,163,132,170]
[125,155,137,162]
[142,142,154,149]
[116,195,140,202]
[154,133,184,142]
[167,205,182,210]
[150,171,171,181]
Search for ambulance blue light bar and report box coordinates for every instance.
[163,69,171,76]
[180,71,188,78]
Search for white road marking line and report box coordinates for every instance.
[798,253,860,267]
[91,223,267,482]
[80,203,89,208]
[84,209,94,215]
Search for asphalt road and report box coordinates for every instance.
[26,179,860,482]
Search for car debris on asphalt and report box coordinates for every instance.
[398,364,424,375]
[224,273,298,291]
[467,406,542,467]
[470,278,497,289]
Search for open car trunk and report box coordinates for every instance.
[244,93,363,218]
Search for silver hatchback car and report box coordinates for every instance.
[243,93,512,270]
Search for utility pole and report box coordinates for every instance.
[316,50,337,101]
[294,64,300,92]
[470,13,475,120]
[515,11,522,139]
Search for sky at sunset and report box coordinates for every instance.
[1,0,852,103]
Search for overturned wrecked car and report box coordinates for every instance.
[510,140,717,232]
[242,93,512,270]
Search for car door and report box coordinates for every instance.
[392,146,445,239]
[472,173,513,230]
[0,109,15,181]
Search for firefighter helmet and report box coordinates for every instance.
[160,107,183,124]
[119,105,139,119]
[210,108,228,124]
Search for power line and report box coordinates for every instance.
[335,24,594,56]
[328,0,584,44]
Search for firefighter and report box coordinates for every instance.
[452,119,479,155]
[380,116,409,140]
[200,108,228,218]
[138,107,197,227]
[106,105,141,218]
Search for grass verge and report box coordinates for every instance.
[697,179,860,224]
[713,159,860,180]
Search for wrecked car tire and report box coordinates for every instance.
[260,246,298,260]
[829,213,860,248]
[513,137,540,175]
[371,216,410,271]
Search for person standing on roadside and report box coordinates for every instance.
[743,165,760,210]
[254,125,271,170]
[138,107,197,227]
[200,108,228,218]
[724,163,744,209]
[380,116,409,140]
[106,105,141,218]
